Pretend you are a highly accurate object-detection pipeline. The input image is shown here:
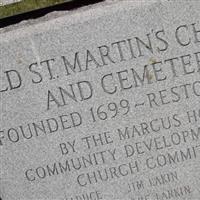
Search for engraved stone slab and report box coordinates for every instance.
[0,1,200,200]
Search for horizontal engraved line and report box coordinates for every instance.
[135,102,145,107]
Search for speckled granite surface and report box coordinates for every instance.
[0,1,200,199]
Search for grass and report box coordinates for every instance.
[0,0,72,19]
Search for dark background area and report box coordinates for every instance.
[0,0,104,28]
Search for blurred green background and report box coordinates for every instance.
[0,0,72,19]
